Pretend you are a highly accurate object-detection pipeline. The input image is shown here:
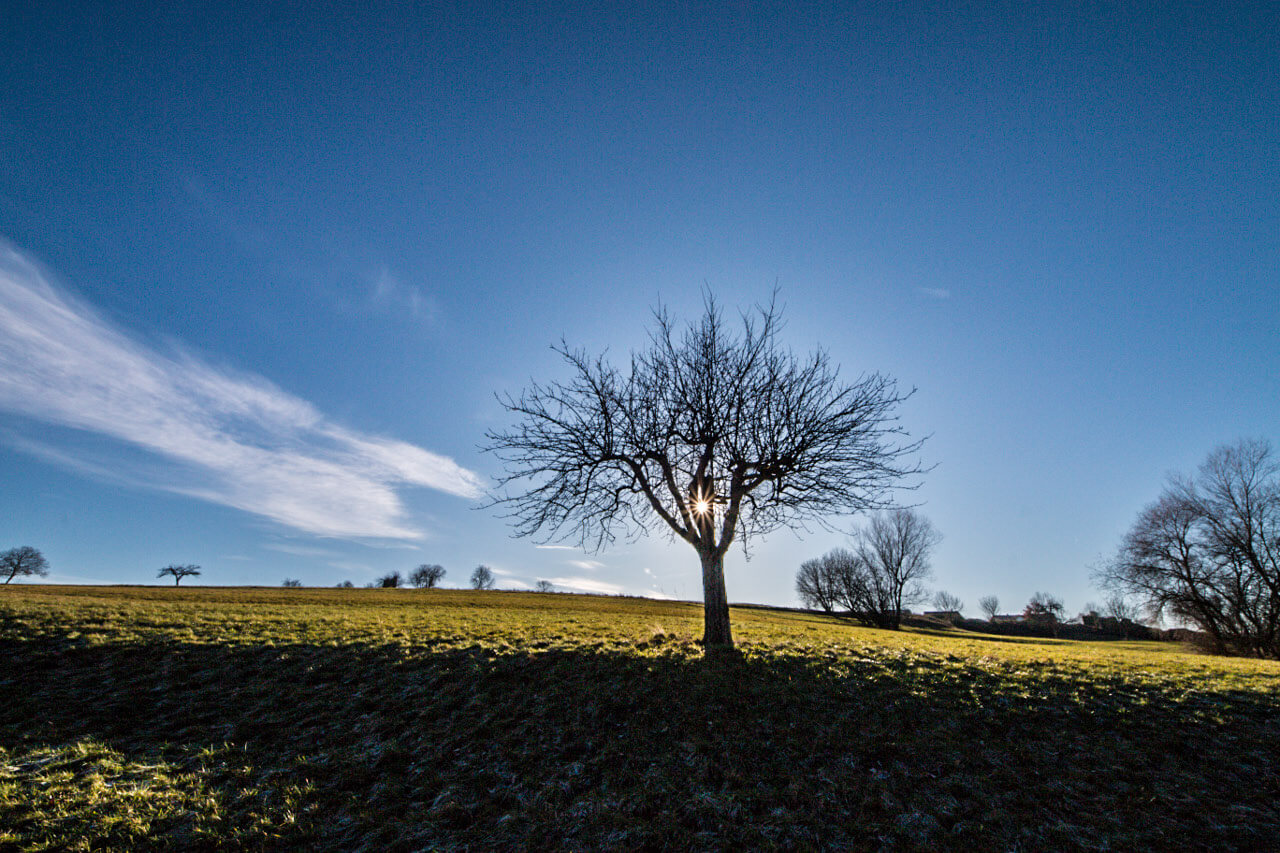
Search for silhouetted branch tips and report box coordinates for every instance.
[487,292,926,647]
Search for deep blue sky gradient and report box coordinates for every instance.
[1,2,1276,612]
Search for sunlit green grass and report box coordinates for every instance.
[2,585,1277,850]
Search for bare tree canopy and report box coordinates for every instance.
[978,595,1000,621]
[488,293,923,647]
[470,565,496,590]
[846,509,939,629]
[1097,438,1280,658]
[794,510,939,630]
[796,548,859,613]
[157,564,200,586]
[1104,594,1139,623]
[534,579,555,593]
[410,564,446,588]
[1024,592,1065,625]
[2,546,49,584]
[932,590,963,614]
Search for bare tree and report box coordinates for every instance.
[282,578,303,588]
[1024,592,1065,635]
[158,564,200,586]
[470,565,496,590]
[534,579,555,593]
[1097,439,1280,658]
[409,564,446,588]
[2,546,49,584]
[932,590,963,614]
[795,548,859,613]
[336,580,355,588]
[978,595,1000,621]
[377,571,402,589]
[487,294,923,647]
[1104,594,1139,623]
[843,509,939,629]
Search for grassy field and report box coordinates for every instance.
[1,586,1277,850]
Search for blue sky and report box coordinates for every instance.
[1,1,1276,615]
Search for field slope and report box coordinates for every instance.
[2,586,1278,850]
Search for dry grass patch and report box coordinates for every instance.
[1,585,1278,850]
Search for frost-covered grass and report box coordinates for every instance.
[2,585,1277,850]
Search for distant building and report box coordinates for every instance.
[991,614,1024,624]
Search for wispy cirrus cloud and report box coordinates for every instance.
[544,576,625,595]
[372,267,437,322]
[0,244,483,540]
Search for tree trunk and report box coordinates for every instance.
[700,550,733,648]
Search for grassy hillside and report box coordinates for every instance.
[2,586,1277,850]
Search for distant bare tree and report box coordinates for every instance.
[336,580,355,588]
[409,564,446,589]
[158,564,200,586]
[282,578,303,588]
[1024,592,1065,635]
[470,565,496,590]
[534,579,555,593]
[2,546,49,584]
[1104,594,1139,623]
[486,293,924,648]
[795,549,857,613]
[377,571,402,589]
[1097,439,1280,658]
[932,590,963,615]
[844,509,939,629]
[978,595,1000,621]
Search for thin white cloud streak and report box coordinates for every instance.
[372,267,437,322]
[544,576,625,595]
[264,543,342,558]
[534,544,576,550]
[917,287,951,299]
[0,245,484,539]
[569,559,605,571]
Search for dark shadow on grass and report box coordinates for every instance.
[1,634,1278,851]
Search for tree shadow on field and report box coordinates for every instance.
[906,627,1076,647]
[1,634,1277,851]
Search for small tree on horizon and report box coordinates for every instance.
[534,579,554,593]
[470,565,496,590]
[932,590,964,615]
[158,564,201,586]
[2,546,49,584]
[282,578,302,588]
[487,293,924,648]
[1024,592,1065,636]
[409,564,446,588]
[978,595,1000,621]
[377,571,403,589]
